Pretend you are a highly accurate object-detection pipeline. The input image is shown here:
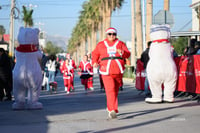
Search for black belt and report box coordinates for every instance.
[101,56,123,61]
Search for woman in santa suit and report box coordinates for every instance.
[92,27,130,119]
[78,55,94,91]
[66,53,76,91]
[61,59,74,94]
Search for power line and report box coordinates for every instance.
[0,12,192,20]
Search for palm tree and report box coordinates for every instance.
[22,6,34,27]
[89,0,101,51]
[0,25,5,35]
[99,0,124,41]
[68,0,125,56]
[136,0,143,58]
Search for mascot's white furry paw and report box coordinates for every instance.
[145,97,162,103]
[163,98,174,103]
[12,102,26,110]
[27,102,43,110]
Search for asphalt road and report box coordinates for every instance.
[0,73,200,133]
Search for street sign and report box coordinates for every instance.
[153,10,174,28]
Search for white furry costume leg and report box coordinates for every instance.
[145,24,177,103]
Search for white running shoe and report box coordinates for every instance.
[108,110,117,119]
[67,91,70,94]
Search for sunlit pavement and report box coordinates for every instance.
[0,72,200,133]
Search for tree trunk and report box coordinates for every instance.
[99,21,104,41]
[73,52,77,65]
[131,0,136,66]
[77,47,80,63]
[136,0,143,58]
[146,0,152,43]
[102,4,106,40]
[92,29,97,51]
[87,36,91,53]
[105,1,111,29]
[82,39,86,57]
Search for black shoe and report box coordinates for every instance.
[4,97,12,101]
[145,93,152,98]
[41,86,45,90]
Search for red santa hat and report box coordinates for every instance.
[66,53,70,59]
[105,27,117,34]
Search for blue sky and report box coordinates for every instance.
[0,0,192,41]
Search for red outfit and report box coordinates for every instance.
[92,38,130,112]
[78,60,93,90]
[61,62,74,92]
[69,59,76,90]
[59,60,64,73]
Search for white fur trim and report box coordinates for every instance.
[105,28,117,34]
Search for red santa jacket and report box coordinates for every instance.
[59,60,64,73]
[69,59,77,70]
[78,60,93,76]
[61,62,74,79]
[92,38,130,75]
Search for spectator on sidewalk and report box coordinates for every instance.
[0,48,13,101]
[46,54,57,92]
[140,41,151,98]
[186,38,197,56]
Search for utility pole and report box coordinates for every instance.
[136,0,143,58]
[142,0,146,50]
[146,0,153,44]
[9,0,15,57]
[131,0,136,66]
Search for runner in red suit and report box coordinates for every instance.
[61,59,74,94]
[92,27,130,119]
[66,53,76,91]
[78,55,93,91]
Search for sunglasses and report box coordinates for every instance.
[107,33,117,36]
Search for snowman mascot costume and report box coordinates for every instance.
[145,24,177,103]
[12,27,43,110]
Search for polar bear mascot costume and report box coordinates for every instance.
[145,24,177,103]
[12,27,43,110]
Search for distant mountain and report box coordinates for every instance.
[46,35,68,51]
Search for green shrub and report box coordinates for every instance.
[123,65,135,79]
